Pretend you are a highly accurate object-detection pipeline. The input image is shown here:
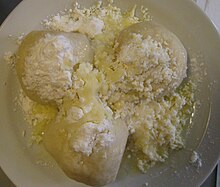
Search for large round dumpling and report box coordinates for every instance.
[116,21,187,102]
[43,118,128,186]
[16,31,93,104]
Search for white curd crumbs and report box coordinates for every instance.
[190,151,202,168]
[3,51,15,67]
[70,120,114,156]
[116,32,183,103]
[44,10,104,38]
[118,34,170,64]
[23,34,76,102]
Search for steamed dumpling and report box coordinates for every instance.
[43,118,128,186]
[16,31,93,104]
[116,21,187,102]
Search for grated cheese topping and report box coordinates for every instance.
[44,9,104,38]
[22,34,77,102]
[118,34,171,64]
[70,120,114,156]
[116,33,174,102]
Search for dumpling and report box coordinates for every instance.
[16,31,93,104]
[116,21,187,102]
[43,118,128,186]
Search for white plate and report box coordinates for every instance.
[0,0,220,186]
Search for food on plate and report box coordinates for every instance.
[16,31,93,104]
[116,21,187,102]
[43,61,128,186]
[44,118,128,186]
[9,1,198,186]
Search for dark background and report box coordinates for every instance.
[0,0,218,186]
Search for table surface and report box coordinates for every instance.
[0,0,219,187]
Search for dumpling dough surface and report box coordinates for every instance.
[16,31,93,104]
[116,21,187,101]
[43,118,128,186]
